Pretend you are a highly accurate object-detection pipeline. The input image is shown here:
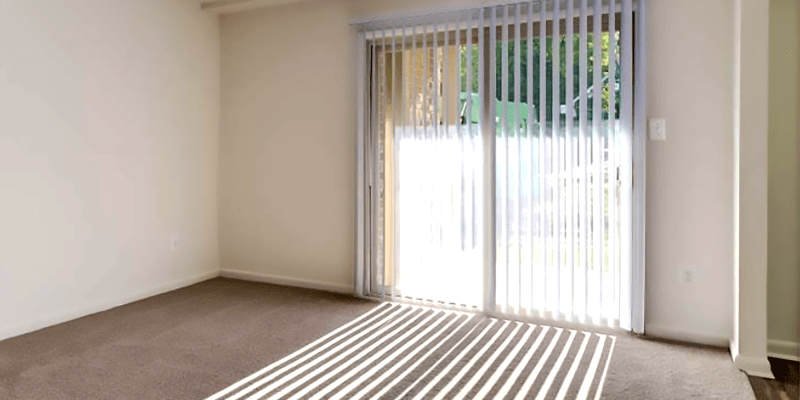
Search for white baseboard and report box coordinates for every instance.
[644,324,729,347]
[768,339,800,361]
[731,346,775,379]
[0,270,219,342]
[219,269,353,294]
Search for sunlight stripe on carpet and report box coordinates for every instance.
[207,304,616,400]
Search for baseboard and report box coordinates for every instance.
[0,269,219,342]
[644,324,730,347]
[768,339,800,361]
[731,347,775,379]
[219,269,353,294]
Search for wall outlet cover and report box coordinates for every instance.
[679,265,703,285]
[649,118,667,141]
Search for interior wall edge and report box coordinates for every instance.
[219,269,354,294]
[644,324,730,348]
[767,339,800,362]
[0,269,220,342]
[767,0,800,353]
[731,347,776,379]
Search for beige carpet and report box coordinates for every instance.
[0,278,755,399]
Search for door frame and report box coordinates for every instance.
[354,1,647,334]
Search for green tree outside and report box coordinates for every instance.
[459,32,621,131]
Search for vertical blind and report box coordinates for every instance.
[357,0,637,328]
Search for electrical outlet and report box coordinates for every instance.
[649,118,667,141]
[679,265,701,285]
[681,269,694,284]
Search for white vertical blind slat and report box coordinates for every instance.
[591,0,603,323]
[464,17,472,292]
[552,0,562,319]
[419,25,428,302]
[379,28,387,300]
[442,19,452,299]
[454,17,462,306]
[432,20,441,303]
[488,7,500,312]
[579,0,589,323]
[409,27,417,304]
[514,3,522,313]
[463,18,474,303]
[526,2,535,316]
[370,29,378,298]
[501,5,510,310]
[481,8,496,312]
[390,23,398,301]
[607,0,617,326]
[538,1,548,319]
[396,24,407,302]
[565,0,575,321]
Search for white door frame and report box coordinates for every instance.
[630,0,647,335]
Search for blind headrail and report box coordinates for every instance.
[350,0,629,31]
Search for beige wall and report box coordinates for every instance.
[220,0,739,342]
[767,0,800,358]
[219,0,356,290]
[0,0,220,339]
[644,0,736,344]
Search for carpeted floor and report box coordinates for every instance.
[0,278,756,399]
[207,304,616,399]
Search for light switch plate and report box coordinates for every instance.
[649,118,667,141]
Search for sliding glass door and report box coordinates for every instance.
[367,23,486,308]
[356,0,643,330]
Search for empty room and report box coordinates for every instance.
[0,0,798,399]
